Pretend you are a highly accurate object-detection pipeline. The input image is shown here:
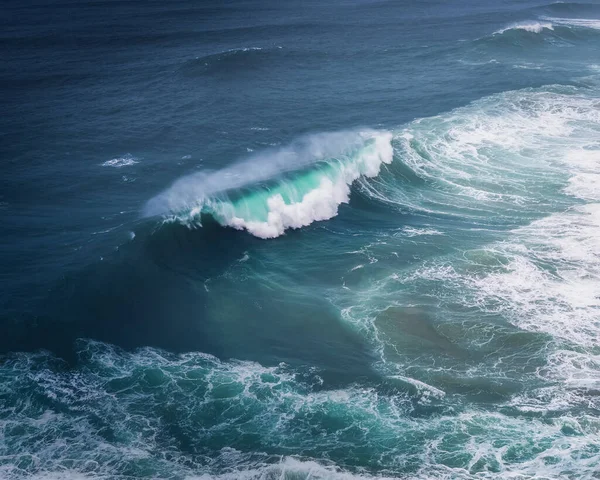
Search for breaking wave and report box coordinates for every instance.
[494,16,600,36]
[494,22,554,34]
[145,130,394,238]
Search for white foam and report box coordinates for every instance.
[27,473,93,480]
[226,176,352,238]
[228,47,262,52]
[512,63,544,70]
[354,86,600,423]
[563,149,600,201]
[542,16,600,30]
[384,87,600,220]
[101,154,138,168]
[187,457,397,480]
[566,173,600,201]
[4,339,600,479]
[399,227,444,237]
[472,204,600,350]
[226,134,393,238]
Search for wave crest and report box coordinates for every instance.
[145,130,394,238]
[494,16,600,36]
[494,21,554,34]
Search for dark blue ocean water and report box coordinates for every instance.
[2,1,600,478]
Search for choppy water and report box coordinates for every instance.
[2,1,600,478]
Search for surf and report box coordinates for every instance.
[144,130,394,238]
[494,21,554,35]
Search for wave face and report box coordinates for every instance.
[145,130,393,238]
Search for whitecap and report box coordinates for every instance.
[101,154,139,168]
[494,21,554,35]
[145,130,394,239]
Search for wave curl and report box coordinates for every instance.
[145,130,394,238]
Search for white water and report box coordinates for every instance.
[542,16,600,31]
[495,16,600,35]
[494,21,554,34]
[328,85,600,479]
[101,154,139,168]
[145,130,394,238]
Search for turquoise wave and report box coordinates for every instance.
[145,130,394,238]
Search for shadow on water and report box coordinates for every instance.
[1,216,378,384]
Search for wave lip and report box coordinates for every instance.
[145,130,394,238]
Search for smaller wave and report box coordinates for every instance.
[535,2,600,17]
[494,16,600,37]
[180,46,284,77]
[494,21,554,35]
[101,154,138,168]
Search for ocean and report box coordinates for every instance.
[1,0,600,478]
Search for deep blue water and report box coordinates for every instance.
[2,1,600,478]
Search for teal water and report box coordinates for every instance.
[2,1,600,478]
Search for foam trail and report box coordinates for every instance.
[542,16,600,30]
[495,17,600,35]
[145,130,393,238]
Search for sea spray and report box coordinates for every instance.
[145,130,393,238]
